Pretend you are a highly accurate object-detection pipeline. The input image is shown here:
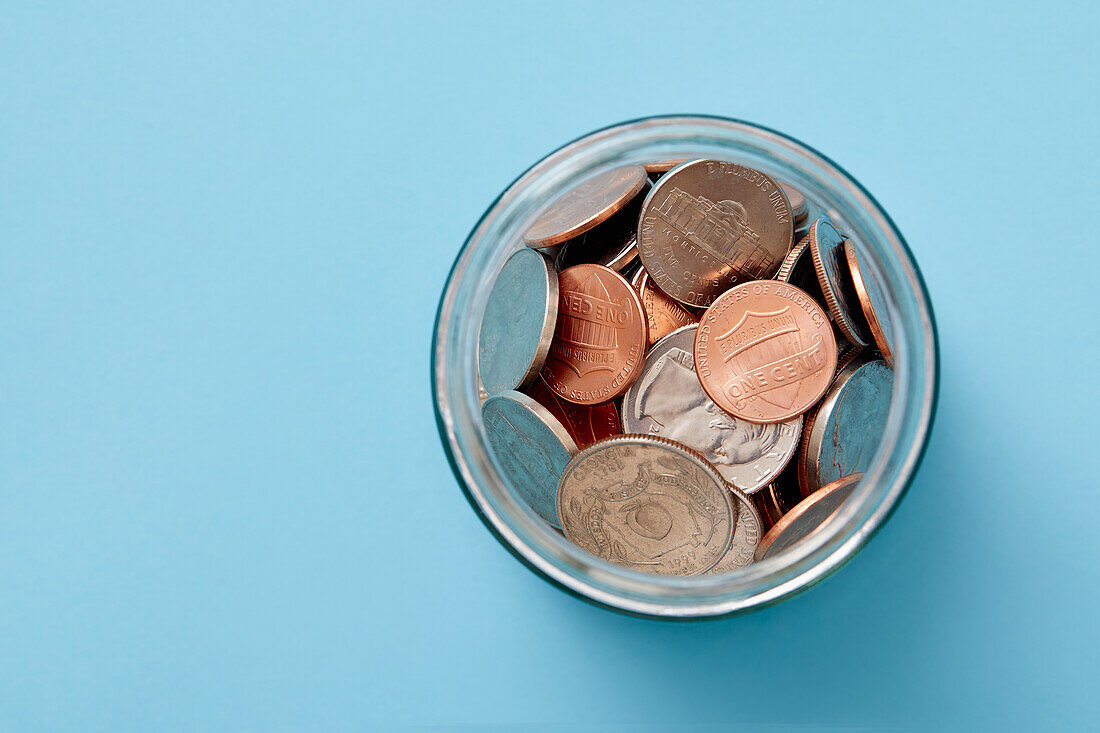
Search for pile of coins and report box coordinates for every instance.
[478,159,894,575]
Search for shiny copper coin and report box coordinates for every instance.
[633,270,698,347]
[526,376,621,449]
[755,473,863,562]
[844,240,894,365]
[644,158,691,175]
[524,165,649,248]
[541,264,648,405]
[808,219,870,348]
[694,280,837,424]
[638,160,795,307]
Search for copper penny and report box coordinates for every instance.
[694,280,837,424]
[632,270,698,347]
[755,473,863,562]
[526,376,621,449]
[808,219,870,348]
[541,264,648,405]
[638,160,794,307]
[644,157,691,176]
[524,165,649,248]
[844,240,894,366]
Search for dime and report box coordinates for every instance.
[478,248,558,395]
[482,391,579,528]
[527,376,621,449]
[704,485,762,574]
[557,435,735,575]
[779,182,808,225]
[755,473,863,562]
[798,354,892,494]
[542,264,648,405]
[637,160,794,307]
[632,270,698,347]
[844,240,895,365]
[622,326,800,493]
[524,165,649,248]
[694,280,838,424]
[808,219,870,347]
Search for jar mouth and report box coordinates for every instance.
[432,115,939,618]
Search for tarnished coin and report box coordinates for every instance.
[478,248,558,395]
[752,479,803,529]
[482,391,579,528]
[527,376,621,449]
[622,326,801,493]
[808,219,870,347]
[632,270,698,347]
[524,165,649,248]
[644,158,691,175]
[542,264,648,405]
[844,240,894,365]
[779,182,808,225]
[798,354,892,494]
[557,435,735,575]
[704,485,762,574]
[755,473,863,562]
[694,280,838,424]
[638,160,794,307]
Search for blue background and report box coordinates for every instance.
[2,2,1097,730]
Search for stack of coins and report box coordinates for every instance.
[478,159,895,575]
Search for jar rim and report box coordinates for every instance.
[432,115,939,618]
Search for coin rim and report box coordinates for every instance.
[844,240,894,365]
[754,473,863,562]
[556,433,736,575]
[523,165,649,247]
[808,219,870,348]
[704,483,762,574]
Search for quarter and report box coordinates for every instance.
[557,435,735,575]
[798,354,892,494]
[478,247,558,395]
[482,391,579,528]
[808,219,870,347]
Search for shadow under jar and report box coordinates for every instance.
[432,116,938,618]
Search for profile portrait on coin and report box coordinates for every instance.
[631,346,783,467]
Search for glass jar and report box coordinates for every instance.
[432,116,938,618]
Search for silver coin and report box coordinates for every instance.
[755,474,862,562]
[808,219,870,348]
[482,391,578,528]
[557,435,735,576]
[621,325,801,494]
[704,485,762,574]
[478,248,558,396]
[799,354,892,494]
